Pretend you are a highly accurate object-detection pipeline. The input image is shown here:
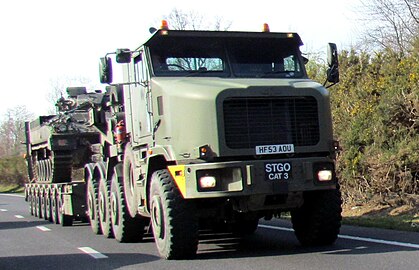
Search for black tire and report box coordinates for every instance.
[51,192,59,224]
[37,193,43,218]
[110,165,148,243]
[34,193,38,217]
[291,186,342,246]
[44,191,52,222]
[87,177,102,234]
[123,145,139,218]
[99,177,114,238]
[29,192,34,216]
[150,169,198,260]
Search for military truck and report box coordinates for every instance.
[25,22,342,260]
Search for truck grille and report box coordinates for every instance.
[223,97,319,149]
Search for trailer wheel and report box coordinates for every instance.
[150,169,198,259]
[291,186,342,246]
[51,192,59,224]
[110,165,148,243]
[99,177,114,238]
[87,177,102,234]
[44,192,52,222]
[123,145,139,218]
[29,192,34,216]
[37,192,43,218]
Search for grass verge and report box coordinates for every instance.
[0,184,24,193]
[342,215,419,232]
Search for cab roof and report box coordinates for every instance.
[143,29,303,48]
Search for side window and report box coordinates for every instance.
[134,53,146,84]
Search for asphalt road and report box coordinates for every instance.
[0,193,418,270]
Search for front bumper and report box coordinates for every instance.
[168,156,337,199]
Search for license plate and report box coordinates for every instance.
[264,162,292,180]
[256,144,294,155]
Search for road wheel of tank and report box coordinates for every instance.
[291,185,342,246]
[38,160,45,182]
[110,164,148,243]
[150,169,199,259]
[123,145,139,218]
[98,175,114,238]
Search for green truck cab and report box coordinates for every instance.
[98,24,342,259]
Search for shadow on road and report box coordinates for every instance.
[0,253,159,270]
[0,220,51,230]
[195,227,418,260]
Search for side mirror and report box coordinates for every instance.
[326,43,339,84]
[99,57,113,84]
[116,48,132,64]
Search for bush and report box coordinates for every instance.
[331,41,419,203]
[0,156,28,187]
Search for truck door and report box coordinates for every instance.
[127,51,153,144]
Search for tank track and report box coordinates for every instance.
[35,151,73,183]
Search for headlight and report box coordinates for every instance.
[199,176,217,189]
[313,162,335,183]
[317,170,333,181]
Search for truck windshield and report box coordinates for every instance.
[150,36,305,78]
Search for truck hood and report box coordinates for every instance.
[151,77,328,97]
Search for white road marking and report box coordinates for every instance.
[78,247,108,259]
[258,224,419,249]
[36,226,51,232]
[14,215,24,219]
[0,209,8,212]
[0,193,25,198]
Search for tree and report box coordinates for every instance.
[0,105,33,157]
[161,9,232,71]
[163,8,231,31]
[359,0,419,55]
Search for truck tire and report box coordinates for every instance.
[87,178,102,234]
[150,169,198,259]
[291,186,342,246]
[99,177,114,238]
[123,145,138,218]
[110,165,147,243]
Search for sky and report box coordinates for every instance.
[0,0,362,119]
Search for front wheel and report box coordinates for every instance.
[150,169,198,260]
[291,186,342,246]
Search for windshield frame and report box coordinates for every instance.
[147,30,307,79]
